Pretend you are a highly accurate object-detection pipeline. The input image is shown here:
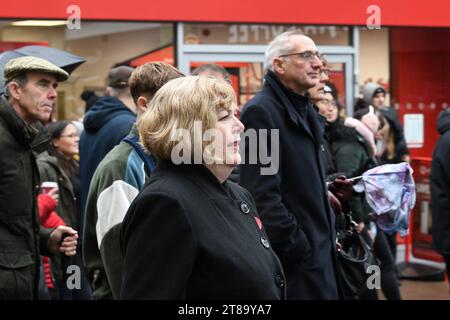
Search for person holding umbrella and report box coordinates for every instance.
[0,56,78,299]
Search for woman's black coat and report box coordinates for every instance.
[120,161,285,300]
[239,71,339,299]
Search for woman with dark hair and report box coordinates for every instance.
[37,121,92,300]
[327,104,401,300]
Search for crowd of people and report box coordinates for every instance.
[0,30,448,300]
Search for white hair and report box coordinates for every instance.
[264,30,305,72]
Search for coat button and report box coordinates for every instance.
[35,184,40,191]
[260,237,270,249]
[275,274,285,288]
[240,201,250,214]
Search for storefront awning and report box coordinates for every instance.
[1,0,450,28]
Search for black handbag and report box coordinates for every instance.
[335,212,379,300]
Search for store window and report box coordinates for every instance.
[184,23,351,46]
[190,61,263,107]
[0,21,174,120]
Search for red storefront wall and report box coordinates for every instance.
[2,0,450,28]
[390,27,450,158]
[390,28,450,262]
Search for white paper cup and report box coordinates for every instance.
[41,181,58,194]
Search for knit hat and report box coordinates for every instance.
[363,82,385,104]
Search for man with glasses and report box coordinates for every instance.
[239,31,341,299]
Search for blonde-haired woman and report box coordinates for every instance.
[120,76,285,300]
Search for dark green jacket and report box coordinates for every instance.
[0,96,53,299]
[37,151,79,230]
[37,151,80,283]
[329,122,377,223]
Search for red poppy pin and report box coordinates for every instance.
[254,216,263,230]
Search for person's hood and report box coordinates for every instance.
[437,109,450,135]
[83,96,134,133]
[363,82,384,105]
[344,117,377,157]
[30,121,51,154]
[37,150,59,167]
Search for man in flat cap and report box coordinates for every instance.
[79,66,136,229]
[0,56,78,299]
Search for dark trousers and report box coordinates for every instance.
[385,231,398,262]
[59,251,93,300]
[359,227,402,300]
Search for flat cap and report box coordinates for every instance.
[4,56,69,82]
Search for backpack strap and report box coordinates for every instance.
[122,135,156,174]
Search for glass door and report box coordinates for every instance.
[179,53,265,111]
[322,54,354,116]
[177,23,359,115]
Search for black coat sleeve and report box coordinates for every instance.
[239,103,311,263]
[120,191,197,299]
[39,226,54,257]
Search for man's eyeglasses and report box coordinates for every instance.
[60,133,79,139]
[279,51,322,62]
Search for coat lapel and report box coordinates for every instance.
[307,107,326,148]
[264,73,319,145]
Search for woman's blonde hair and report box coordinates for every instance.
[137,76,236,162]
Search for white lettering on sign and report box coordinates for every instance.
[227,25,342,44]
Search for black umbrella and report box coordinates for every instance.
[0,45,86,93]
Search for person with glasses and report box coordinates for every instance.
[307,58,353,224]
[239,30,341,299]
[37,121,92,300]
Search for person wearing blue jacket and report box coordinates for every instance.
[79,66,136,235]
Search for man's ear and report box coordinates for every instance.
[137,96,148,114]
[272,57,285,75]
[7,82,22,100]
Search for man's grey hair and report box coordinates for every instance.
[191,63,230,83]
[264,30,305,72]
[3,73,28,99]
